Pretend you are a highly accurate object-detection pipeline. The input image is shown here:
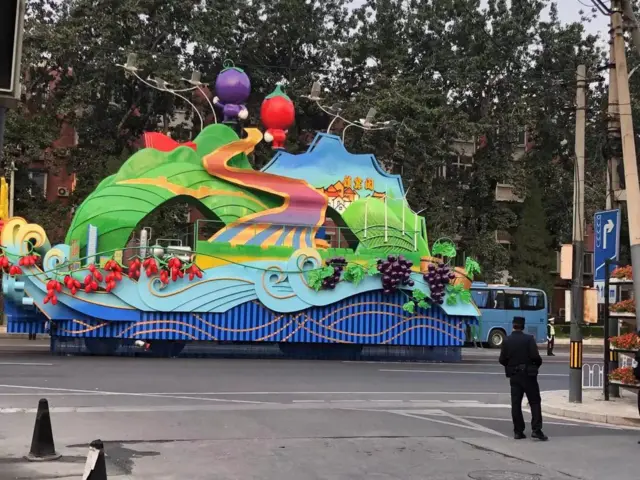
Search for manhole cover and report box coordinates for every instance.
[468,472,542,480]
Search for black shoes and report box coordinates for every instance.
[531,430,549,441]
[514,432,526,440]
[547,352,555,356]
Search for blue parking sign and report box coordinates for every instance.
[594,209,621,282]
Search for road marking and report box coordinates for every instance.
[0,384,271,404]
[105,391,507,396]
[292,400,324,403]
[459,414,627,429]
[379,369,567,377]
[0,362,54,366]
[387,409,507,438]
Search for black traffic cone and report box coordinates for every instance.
[83,440,108,480]
[25,398,61,461]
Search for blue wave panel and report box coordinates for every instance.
[50,291,475,347]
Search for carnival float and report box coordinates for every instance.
[2,61,481,358]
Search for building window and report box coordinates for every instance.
[28,170,47,198]
[583,252,594,275]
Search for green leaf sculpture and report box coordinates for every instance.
[402,301,416,314]
[367,263,381,276]
[464,257,481,280]
[417,300,431,310]
[307,266,336,291]
[412,289,427,301]
[432,240,457,258]
[343,263,366,286]
[445,283,473,305]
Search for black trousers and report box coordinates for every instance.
[547,336,554,354]
[510,374,542,433]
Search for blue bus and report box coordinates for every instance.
[470,282,548,348]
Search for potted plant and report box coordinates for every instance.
[611,265,633,281]
[610,299,636,314]
[609,366,640,386]
[609,332,640,351]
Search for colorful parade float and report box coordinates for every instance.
[2,62,480,360]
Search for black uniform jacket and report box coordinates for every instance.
[499,330,543,378]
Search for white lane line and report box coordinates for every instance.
[0,384,271,404]
[0,362,54,366]
[459,415,626,428]
[330,399,365,403]
[449,400,480,403]
[292,400,324,403]
[100,391,507,396]
[379,369,567,377]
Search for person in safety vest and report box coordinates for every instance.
[547,317,556,357]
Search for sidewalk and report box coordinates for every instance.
[0,324,28,339]
[554,337,603,346]
[542,389,640,427]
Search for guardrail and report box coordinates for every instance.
[582,363,604,390]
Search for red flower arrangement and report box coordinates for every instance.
[611,265,633,280]
[609,333,640,350]
[610,299,636,313]
[609,366,639,385]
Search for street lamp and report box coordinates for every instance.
[147,77,204,131]
[182,70,217,124]
[116,54,205,130]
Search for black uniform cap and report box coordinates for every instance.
[512,316,525,329]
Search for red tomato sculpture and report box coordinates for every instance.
[260,85,295,150]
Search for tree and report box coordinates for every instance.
[509,179,554,294]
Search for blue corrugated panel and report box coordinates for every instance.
[50,291,474,347]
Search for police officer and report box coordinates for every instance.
[499,316,548,441]
[547,317,556,356]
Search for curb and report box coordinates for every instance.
[542,403,640,427]
[541,390,640,428]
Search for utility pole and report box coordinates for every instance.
[606,16,622,399]
[607,29,621,211]
[569,65,586,403]
[612,1,640,328]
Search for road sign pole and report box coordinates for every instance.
[604,258,620,399]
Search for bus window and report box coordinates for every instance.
[505,293,522,310]
[471,289,491,308]
[523,291,545,311]
[492,290,505,309]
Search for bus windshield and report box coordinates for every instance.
[470,285,548,348]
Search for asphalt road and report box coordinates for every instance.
[0,341,636,480]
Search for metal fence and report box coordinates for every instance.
[582,363,604,390]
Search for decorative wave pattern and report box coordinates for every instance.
[43,291,475,346]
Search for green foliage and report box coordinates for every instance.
[509,179,554,295]
[464,257,482,280]
[445,284,472,306]
[402,301,415,314]
[343,263,366,286]
[431,240,457,259]
[401,288,431,313]
[307,266,336,291]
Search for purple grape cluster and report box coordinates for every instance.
[377,255,414,294]
[322,257,347,290]
[423,262,455,304]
